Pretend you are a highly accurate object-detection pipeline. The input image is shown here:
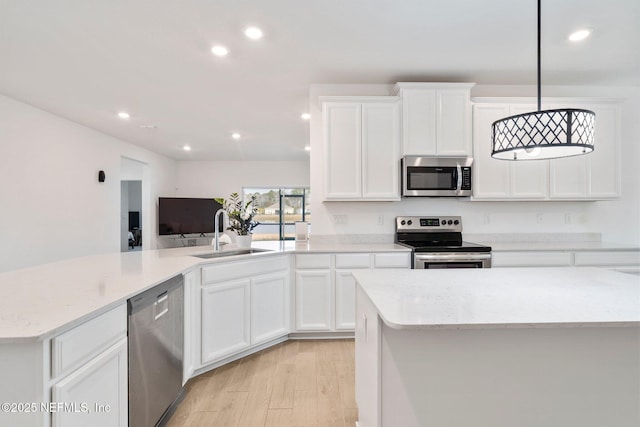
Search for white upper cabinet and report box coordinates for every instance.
[472,98,621,201]
[394,83,474,156]
[548,101,621,199]
[472,102,547,199]
[322,97,400,201]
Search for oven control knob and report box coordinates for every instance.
[447,220,453,225]
[441,220,446,225]
[401,220,406,225]
[407,220,413,225]
[454,219,459,225]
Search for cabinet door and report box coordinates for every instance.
[201,280,250,363]
[323,102,362,199]
[401,88,437,154]
[507,104,548,199]
[549,102,620,200]
[295,270,332,331]
[549,155,588,198]
[251,271,289,345]
[52,338,128,427]
[549,102,621,200]
[473,103,547,199]
[586,104,620,198]
[437,89,472,155]
[335,270,357,330]
[472,104,511,198]
[362,102,400,200]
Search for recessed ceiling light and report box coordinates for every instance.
[138,124,157,129]
[568,29,591,42]
[244,27,263,40]
[211,45,229,56]
[231,132,241,140]
[117,111,130,119]
[301,113,311,120]
[183,145,191,151]
[304,146,311,152]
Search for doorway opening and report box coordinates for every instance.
[120,157,149,252]
[122,181,142,251]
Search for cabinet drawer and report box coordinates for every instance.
[335,253,370,269]
[574,251,640,266]
[492,251,572,267]
[202,255,289,284]
[374,253,411,268]
[296,254,332,269]
[51,304,127,379]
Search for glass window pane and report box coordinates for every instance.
[242,187,310,241]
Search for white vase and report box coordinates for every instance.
[235,234,252,248]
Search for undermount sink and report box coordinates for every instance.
[192,248,272,259]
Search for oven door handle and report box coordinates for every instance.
[415,253,492,262]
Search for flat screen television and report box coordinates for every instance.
[158,197,223,236]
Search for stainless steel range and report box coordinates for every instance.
[395,216,492,269]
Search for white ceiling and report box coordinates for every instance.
[1,0,638,161]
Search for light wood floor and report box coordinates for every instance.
[166,339,357,427]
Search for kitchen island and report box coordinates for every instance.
[353,267,640,427]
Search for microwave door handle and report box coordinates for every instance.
[456,164,462,194]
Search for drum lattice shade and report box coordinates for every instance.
[491,108,595,160]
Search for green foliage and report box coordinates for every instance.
[217,192,260,235]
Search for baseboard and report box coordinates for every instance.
[288,331,355,340]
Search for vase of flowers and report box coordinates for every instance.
[215,193,259,247]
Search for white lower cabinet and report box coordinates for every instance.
[200,255,290,365]
[0,305,128,427]
[295,270,333,331]
[52,338,128,427]
[201,279,251,363]
[50,304,128,427]
[294,252,411,333]
[251,272,289,345]
[574,251,640,274]
[335,270,357,330]
[492,251,573,267]
[493,249,640,273]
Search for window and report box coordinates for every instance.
[242,188,311,241]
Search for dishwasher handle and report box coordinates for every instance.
[128,274,183,315]
[154,291,169,320]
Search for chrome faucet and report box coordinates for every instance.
[213,209,228,251]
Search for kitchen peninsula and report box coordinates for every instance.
[0,241,411,427]
[353,267,640,427]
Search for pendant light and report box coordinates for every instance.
[491,0,595,160]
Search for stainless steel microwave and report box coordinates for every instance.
[401,156,473,197]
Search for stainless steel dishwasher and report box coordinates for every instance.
[128,274,184,427]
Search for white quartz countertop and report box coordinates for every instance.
[353,267,640,330]
[0,241,409,342]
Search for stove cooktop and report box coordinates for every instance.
[398,240,492,253]
[395,215,492,253]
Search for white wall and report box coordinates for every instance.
[0,94,177,272]
[174,160,310,198]
[309,84,640,245]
